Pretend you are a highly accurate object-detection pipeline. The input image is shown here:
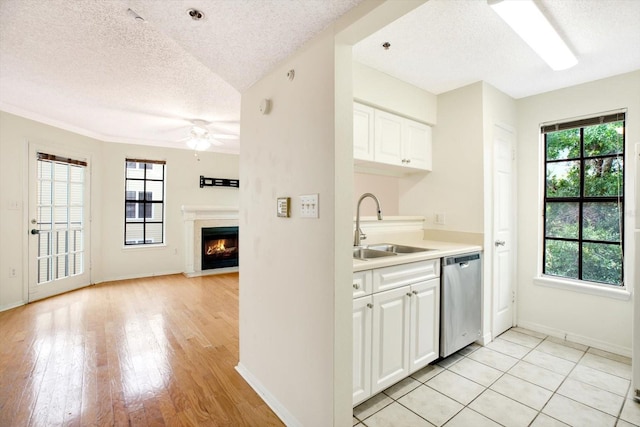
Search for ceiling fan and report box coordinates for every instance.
[180,119,239,151]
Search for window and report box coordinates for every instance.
[124,159,165,245]
[125,191,152,219]
[542,112,625,286]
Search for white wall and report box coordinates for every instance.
[238,29,346,427]
[354,172,399,216]
[353,61,437,124]
[516,71,639,354]
[99,142,239,282]
[399,82,485,230]
[0,111,239,310]
[237,1,427,424]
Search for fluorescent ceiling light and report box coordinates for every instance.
[489,0,577,71]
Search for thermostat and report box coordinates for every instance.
[277,197,290,218]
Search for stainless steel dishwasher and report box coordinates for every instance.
[440,252,482,358]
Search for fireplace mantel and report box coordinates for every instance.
[181,205,239,276]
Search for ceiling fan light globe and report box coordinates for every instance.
[187,137,211,151]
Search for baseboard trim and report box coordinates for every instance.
[516,320,632,357]
[235,362,301,427]
[479,332,493,346]
[183,266,239,278]
[100,270,183,283]
[0,300,26,313]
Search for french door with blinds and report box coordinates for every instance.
[28,146,91,301]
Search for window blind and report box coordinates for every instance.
[541,112,626,134]
[38,152,87,166]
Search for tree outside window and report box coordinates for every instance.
[543,114,625,286]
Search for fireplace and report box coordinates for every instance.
[201,226,239,270]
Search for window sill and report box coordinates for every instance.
[122,243,167,251]
[534,276,631,301]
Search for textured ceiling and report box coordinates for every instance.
[1,0,639,153]
[354,0,640,99]
[0,0,363,152]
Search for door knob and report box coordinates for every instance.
[495,240,505,247]
[31,229,39,235]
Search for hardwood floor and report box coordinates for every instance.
[0,274,283,426]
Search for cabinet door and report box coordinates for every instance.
[409,279,440,373]
[354,103,375,161]
[374,110,403,166]
[353,296,372,406]
[371,286,410,394]
[403,119,432,171]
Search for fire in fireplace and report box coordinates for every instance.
[201,226,239,270]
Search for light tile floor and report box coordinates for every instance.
[353,327,640,427]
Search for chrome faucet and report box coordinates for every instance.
[354,193,383,247]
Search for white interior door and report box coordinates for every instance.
[28,145,91,302]
[492,125,516,337]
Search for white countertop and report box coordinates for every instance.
[353,238,482,272]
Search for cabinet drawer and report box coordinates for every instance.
[373,260,439,293]
[353,270,373,298]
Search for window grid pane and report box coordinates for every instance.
[36,157,85,284]
[124,160,165,245]
[543,118,624,287]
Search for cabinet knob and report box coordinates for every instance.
[353,283,360,290]
[406,292,413,297]
[412,290,418,295]
[366,303,373,309]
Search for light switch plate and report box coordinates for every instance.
[277,197,290,218]
[300,194,319,218]
[435,212,446,225]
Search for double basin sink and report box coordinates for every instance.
[353,243,436,260]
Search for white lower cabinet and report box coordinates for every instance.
[353,261,440,406]
[409,279,440,373]
[352,296,372,406]
[371,286,411,394]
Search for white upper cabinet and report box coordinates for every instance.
[374,109,404,165]
[354,102,433,174]
[353,103,375,161]
[403,119,432,171]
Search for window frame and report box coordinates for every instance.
[124,159,165,246]
[540,112,626,288]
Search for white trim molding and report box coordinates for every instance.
[534,275,631,301]
[181,205,239,276]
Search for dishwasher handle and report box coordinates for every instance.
[443,252,481,266]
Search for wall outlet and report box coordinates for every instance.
[300,194,319,218]
[435,212,446,225]
[9,268,16,278]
